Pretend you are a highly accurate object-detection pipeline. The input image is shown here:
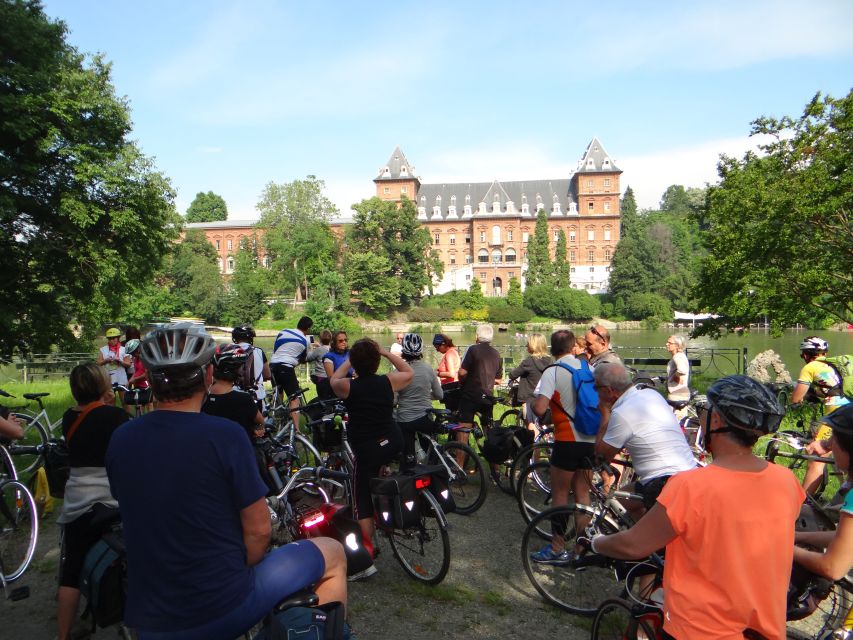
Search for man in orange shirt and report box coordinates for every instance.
[591,375,803,639]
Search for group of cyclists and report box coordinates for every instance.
[7,319,853,639]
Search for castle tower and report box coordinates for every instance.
[572,137,622,218]
[374,147,420,202]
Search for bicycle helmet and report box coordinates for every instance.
[232,324,256,343]
[819,403,853,436]
[432,334,446,347]
[401,333,423,357]
[706,374,785,434]
[125,338,141,355]
[139,322,217,372]
[800,336,829,354]
[213,343,250,380]
[105,327,121,338]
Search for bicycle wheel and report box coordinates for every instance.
[516,461,552,528]
[591,598,661,640]
[787,579,852,639]
[293,434,323,470]
[521,504,623,615]
[765,432,829,495]
[12,414,48,476]
[496,409,523,429]
[435,442,486,515]
[0,479,38,582]
[0,445,16,482]
[509,442,552,494]
[387,490,450,585]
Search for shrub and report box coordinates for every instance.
[624,292,672,321]
[524,286,601,321]
[270,302,287,321]
[408,307,454,322]
[487,304,534,323]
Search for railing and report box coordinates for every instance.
[14,353,95,384]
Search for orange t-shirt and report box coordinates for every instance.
[437,347,461,383]
[657,463,805,639]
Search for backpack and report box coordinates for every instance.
[823,355,853,399]
[549,360,602,436]
[481,426,533,465]
[80,534,126,629]
[235,345,258,398]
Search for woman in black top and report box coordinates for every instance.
[330,338,412,575]
[201,344,264,442]
[58,363,129,640]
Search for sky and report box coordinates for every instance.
[42,0,853,220]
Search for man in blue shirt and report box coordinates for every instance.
[106,323,346,639]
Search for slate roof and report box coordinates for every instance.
[375,146,418,181]
[575,137,622,174]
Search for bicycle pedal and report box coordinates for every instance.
[8,585,30,601]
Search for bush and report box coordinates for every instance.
[408,307,454,322]
[270,302,287,321]
[421,290,473,309]
[524,286,601,321]
[487,304,534,323]
[624,292,672,321]
[452,308,488,321]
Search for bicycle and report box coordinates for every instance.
[0,388,51,475]
[765,430,836,502]
[320,410,452,585]
[112,383,152,417]
[0,441,39,601]
[521,461,642,615]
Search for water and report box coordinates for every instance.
[253,327,853,382]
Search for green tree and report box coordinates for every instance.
[223,237,268,325]
[697,91,853,331]
[525,208,552,288]
[0,0,181,355]
[186,191,228,222]
[347,252,400,316]
[167,229,225,322]
[624,292,672,320]
[506,277,523,307]
[348,196,442,306]
[257,176,339,300]
[620,186,639,236]
[524,285,600,321]
[554,229,570,286]
[468,277,485,310]
[304,271,352,333]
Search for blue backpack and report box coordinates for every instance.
[551,360,602,436]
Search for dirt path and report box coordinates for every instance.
[3,487,590,640]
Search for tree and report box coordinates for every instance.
[525,208,552,288]
[257,176,339,300]
[186,191,228,222]
[223,237,268,325]
[468,277,485,310]
[554,229,570,286]
[620,186,639,236]
[524,285,600,321]
[0,0,181,355]
[348,196,442,306]
[346,252,400,316]
[697,91,853,332]
[506,278,523,307]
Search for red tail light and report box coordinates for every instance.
[415,477,431,490]
[301,511,325,528]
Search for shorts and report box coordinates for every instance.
[635,475,671,510]
[458,394,493,424]
[124,388,152,405]
[270,364,300,398]
[60,509,114,588]
[135,541,325,640]
[550,441,595,472]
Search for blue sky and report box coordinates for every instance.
[43,0,853,219]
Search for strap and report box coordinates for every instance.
[67,401,104,443]
[547,363,576,423]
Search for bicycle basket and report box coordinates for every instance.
[312,416,343,450]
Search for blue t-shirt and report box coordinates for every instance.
[323,350,352,377]
[270,328,309,367]
[105,411,267,631]
[842,488,853,517]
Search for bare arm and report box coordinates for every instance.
[384,349,413,391]
[533,394,549,418]
[329,359,352,399]
[595,438,621,461]
[593,503,677,560]
[240,498,272,566]
[262,361,271,382]
[794,513,853,581]
[0,414,24,440]
[790,381,809,405]
[323,359,335,379]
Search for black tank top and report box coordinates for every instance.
[344,374,395,445]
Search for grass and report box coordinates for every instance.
[0,379,72,426]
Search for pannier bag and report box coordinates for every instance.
[312,415,343,451]
[481,426,533,465]
[80,534,125,628]
[297,503,373,577]
[370,472,422,529]
[406,463,455,515]
[441,382,461,412]
[44,439,71,499]
[254,600,351,640]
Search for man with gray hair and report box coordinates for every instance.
[584,324,622,369]
[594,363,697,520]
[456,324,502,443]
[665,334,691,404]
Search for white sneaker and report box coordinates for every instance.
[347,564,378,582]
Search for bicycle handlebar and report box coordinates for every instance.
[0,388,13,398]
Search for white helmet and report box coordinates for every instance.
[401,333,423,357]
[800,336,829,354]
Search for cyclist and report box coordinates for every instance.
[433,333,461,386]
[792,336,851,495]
[590,375,803,640]
[106,323,346,639]
[57,363,129,640]
[508,332,553,435]
[584,324,622,369]
[323,330,352,385]
[593,363,698,521]
[665,335,691,418]
[306,330,333,400]
[330,337,412,580]
[202,344,265,442]
[456,324,502,446]
[232,324,271,412]
[270,316,313,420]
[530,329,595,563]
[394,333,443,467]
[794,403,853,580]
[98,327,132,408]
[125,338,153,412]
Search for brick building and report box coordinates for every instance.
[373,138,622,295]
[183,219,267,276]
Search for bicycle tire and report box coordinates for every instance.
[509,442,553,494]
[591,598,661,640]
[765,432,829,497]
[387,490,450,585]
[436,442,486,515]
[516,461,552,528]
[293,434,323,470]
[12,413,49,476]
[0,479,38,583]
[496,409,524,430]
[0,445,16,482]
[521,504,623,615]
[787,579,852,639]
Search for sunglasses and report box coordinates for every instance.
[589,326,606,343]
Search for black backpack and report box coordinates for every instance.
[235,346,258,398]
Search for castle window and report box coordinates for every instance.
[508,271,515,278]
[400,165,408,176]
[570,267,575,273]
[226,256,234,273]
[521,203,529,214]
[602,158,611,168]
[588,229,594,241]
[383,167,390,176]
[491,225,501,244]
[589,266,595,273]
[604,200,611,212]
[451,195,456,205]
[570,250,576,262]
[588,202,594,212]
[433,206,441,216]
[491,249,502,263]
[588,250,595,262]
[466,255,472,264]
[217,258,223,272]
[478,249,489,263]
[522,232,529,242]
[604,249,612,261]
[604,229,611,241]
[505,248,517,263]
[420,195,426,204]
[449,234,456,245]
[507,230,513,242]
[553,230,559,242]
[604,178,611,189]
[465,232,471,244]
[569,229,576,242]
[215,239,221,250]
[383,187,390,195]
[464,205,472,216]
[448,206,457,216]
[586,179,593,191]
[479,231,486,243]
[450,257,456,265]
[434,232,440,245]
[401,186,408,194]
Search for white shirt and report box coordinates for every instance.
[667,351,691,400]
[534,354,595,444]
[603,386,697,481]
[236,342,266,402]
[100,345,128,386]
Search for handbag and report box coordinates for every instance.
[45,401,103,498]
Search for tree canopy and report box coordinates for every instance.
[696,90,853,332]
[0,0,180,355]
[186,191,228,222]
[525,208,552,288]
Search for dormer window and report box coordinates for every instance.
[436,195,442,205]
[521,203,529,214]
[478,202,487,214]
[464,205,472,216]
[420,195,426,205]
[451,195,456,206]
[433,206,441,217]
[400,165,408,176]
[465,194,471,204]
[602,158,610,168]
[587,158,595,169]
[522,194,527,204]
[383,166,391,176]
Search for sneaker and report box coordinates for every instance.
[530,545,570,564]
[347,564,378,581]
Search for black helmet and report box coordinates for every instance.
[401,333,423,357]
[706,374,785,434]
[232,324,256,343]
[140,323,217,373]
[820,403,853,436]
[213,343,250,380]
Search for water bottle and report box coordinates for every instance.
[415,438,427,464]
